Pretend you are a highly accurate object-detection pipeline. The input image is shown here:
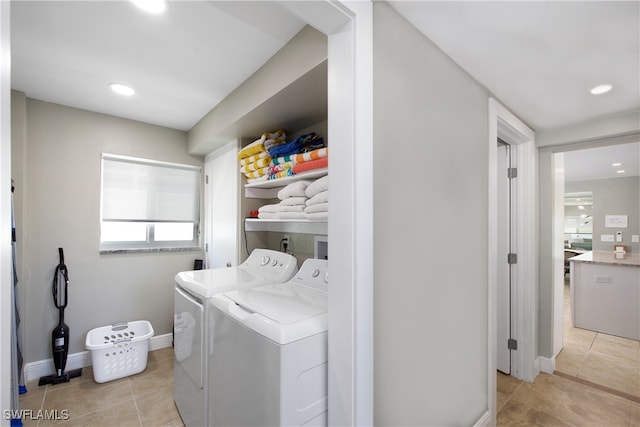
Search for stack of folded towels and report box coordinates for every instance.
[238,130,286,181]
[237,130,328,183]
[304,175,328,220]
[257,175,329,220]
[257,180,311,219]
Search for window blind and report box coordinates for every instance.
[101,154,200,223]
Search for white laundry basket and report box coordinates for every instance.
[85,320,154,383]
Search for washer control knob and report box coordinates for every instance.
[261,256,270,266]
[272,259,278,266]
[312,269,320,278]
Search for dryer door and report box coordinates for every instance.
[174,286,206,427]
[174,286,203,387]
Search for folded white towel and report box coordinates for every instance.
[305,175,328,198]
[259,204,305,213]
[258,212,279,219]
[304,211,328,220]
[304,202,328,214]
[278,211,306,219]
[278,180,313,200]
[306,190,328,206]
[280,196,308,206]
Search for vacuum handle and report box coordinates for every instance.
[53,247,69,310]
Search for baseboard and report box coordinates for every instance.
[538,355,555,374]
[149,332,173,351]
[23,333,172,383]
[473,410,491,427]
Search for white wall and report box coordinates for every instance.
[14,98,204,363]
[372,3,489,425]
[566,176,640,253]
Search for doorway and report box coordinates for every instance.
[488,97,537,424]
[550,142,640,400]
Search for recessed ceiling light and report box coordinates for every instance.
[616,170,626,174]
[131,0,166,14]
[612,162,622,167]
[578,205,585,210]
[108,83,135,96]
[590,84,612,95]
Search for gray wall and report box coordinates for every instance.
[373,3,489,425]
[13,97,204,363]
[566,176,640,253]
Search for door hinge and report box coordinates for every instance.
[507,167,517,179]
[507,253,518,264]
[508,338,518,350]
[205,175,209,184]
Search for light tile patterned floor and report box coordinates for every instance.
[498,280,640,426]
[497,372,640,426]
[19,286,640,427]
[557,282,640,400]
[18,347,183,427]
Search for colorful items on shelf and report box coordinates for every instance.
[237,130,327,183]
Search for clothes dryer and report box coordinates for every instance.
[208,258,328,427]
[173,249,297,427]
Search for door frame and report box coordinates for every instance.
[1,1,12,420]
[539,133,640,372]
[277,2,374,425]
[488,98,537,422]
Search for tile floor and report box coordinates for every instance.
[556,281,640,401]
[19,284,639,427]
[18,347,183,427]
[497,279,640,426]
[497,371,640,426]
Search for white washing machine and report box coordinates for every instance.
[208,258,329,427]
[173,249,298,427]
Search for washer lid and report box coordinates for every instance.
[225,283,327,325]
[176,268,265,298]
[175,249,298,299]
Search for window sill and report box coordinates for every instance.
[100,246,202,255]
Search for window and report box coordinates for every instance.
[100,153,201,252]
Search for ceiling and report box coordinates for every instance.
[563,141,640,183]
[10,1,640,137]
[389,1,639,131]
[10,1,306,131]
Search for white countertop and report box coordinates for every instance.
[569,250,640,267]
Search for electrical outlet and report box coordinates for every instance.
[633,235,640,243]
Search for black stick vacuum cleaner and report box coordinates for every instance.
[39,248,82,386]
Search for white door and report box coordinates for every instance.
[496,140,516,374]
[204,141,240,268]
